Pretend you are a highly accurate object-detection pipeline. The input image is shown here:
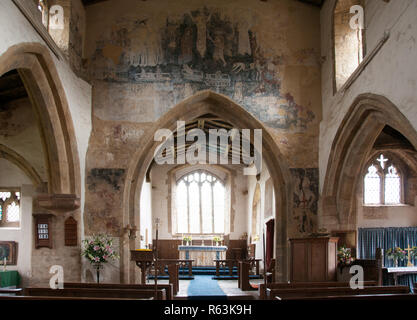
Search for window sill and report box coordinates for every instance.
[335,31,390,95]
[0,227,21,230]
[363,204,413,208]
[11,0,64,60]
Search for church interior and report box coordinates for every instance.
[1,0,417,302]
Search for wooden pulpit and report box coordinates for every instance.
[289,237,339,282]
[131,249,154,284]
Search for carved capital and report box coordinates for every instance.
[36,193,80,211]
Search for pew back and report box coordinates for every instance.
[259,281,377,299]
[277,293,417,301]
[24,287,165,300]
[63,282,174,300]
[268,285,409,300]
[0,295,150,301]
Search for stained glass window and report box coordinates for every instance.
[176,171,225,234]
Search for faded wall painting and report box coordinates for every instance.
[290,168,318,236]
[87,7,316,132]
[85,168,126,235]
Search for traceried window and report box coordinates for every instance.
[0,189,21,227]
[176,171,225,234]
[363,155,402,205]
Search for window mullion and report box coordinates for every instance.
[211,182,214,234]
[381,174,385,205]
[187,182,190,233]
[199,180,203,234]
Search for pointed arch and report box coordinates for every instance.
[0,144,43,187]
[322,93,417,227]
[121,90,293,283]
[0,43,81,196]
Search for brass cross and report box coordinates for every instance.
[405,245,414,267]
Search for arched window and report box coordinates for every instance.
[176,171,225,234]
[364,165,381,204]
[0,190,21,227]
[333,0,365,91]
[385,165,401,204]
[363,155,402,205]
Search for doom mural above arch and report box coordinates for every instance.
[87,6,316,132]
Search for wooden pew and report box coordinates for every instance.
[24,287,166,300]
[167,264,179,294]
[0,295,151,301]
[259,281,377,299]
[277,293,417,301]
[238,259,262,291]
[63,282,174,300]
[269,285,410,300]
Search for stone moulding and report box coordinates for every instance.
[37,193,80,211]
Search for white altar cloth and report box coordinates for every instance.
[178,245,227,267]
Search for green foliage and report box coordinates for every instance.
[183,236,192,242]
[213,236,221,243]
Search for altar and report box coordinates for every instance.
[382,267,417,285]
[178,245,227,267]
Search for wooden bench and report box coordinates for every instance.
[269,285,410,300]
[24,287,166,300]
[63,282,174,300]
[0,295,152,301]
[276,293,417,300]
[259,281,377,299]
[238,259,262,291]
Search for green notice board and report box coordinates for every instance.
[0,270,20,287]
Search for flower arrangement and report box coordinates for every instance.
[386,247,406,263]
[183,236,192,243]
[337,246,354,270]
[213,236,221,243]
[410,246,417,258]
[81,234,119,264]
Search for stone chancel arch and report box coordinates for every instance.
[122,90,293,284]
